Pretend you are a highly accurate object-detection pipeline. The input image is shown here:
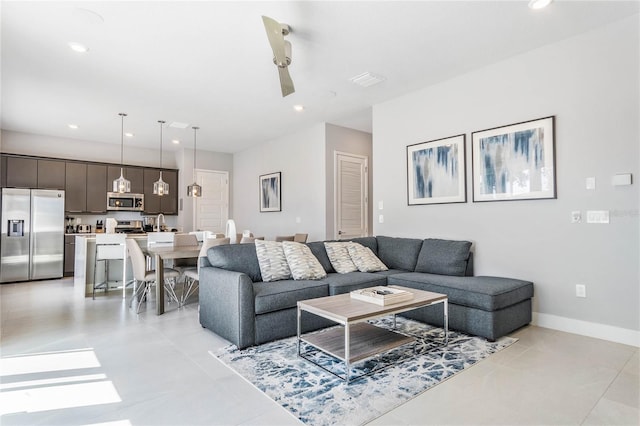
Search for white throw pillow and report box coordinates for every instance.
[254,240,291,282]
[282,241,327,280]
[347,242,388,272]
[324,242,358,274]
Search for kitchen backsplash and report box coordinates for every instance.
[65,211,178,233]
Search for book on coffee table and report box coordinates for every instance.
[350,286,414,306]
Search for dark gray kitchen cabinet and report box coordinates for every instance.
[159,169,178,215]
[86,164,107,213]
[37,159,66,189]
[65,162,87,213]
[64,235,75,277]
[6,156,37,188]
[0,156,6,187]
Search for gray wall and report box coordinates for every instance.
[372,16,639,333]
[232,124,327,242]
[325,123,373,239]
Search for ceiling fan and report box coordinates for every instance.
[262,15,295,97]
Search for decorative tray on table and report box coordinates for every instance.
[350,286,414,306]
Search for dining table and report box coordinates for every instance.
[144,244,201,314]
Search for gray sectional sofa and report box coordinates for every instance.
[198,236,533,349]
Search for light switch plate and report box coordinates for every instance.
[378,214,384,223]
[378,201,384,210]
[586,177,596,190]
[586,210,610,224]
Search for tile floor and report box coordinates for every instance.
[0,278,638,425]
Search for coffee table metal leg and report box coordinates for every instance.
[443,299,449,346]
[344,323,350,384]
[297,307,301,356]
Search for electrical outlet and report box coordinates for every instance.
[576,284,586,298]
[378,214,384,223]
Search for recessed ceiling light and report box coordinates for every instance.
[68,124,79,129]
[293,105,304,112]
[68,42,89,53]
[528,0,553,10]
[172,139,180,144]
[125,132,134,138]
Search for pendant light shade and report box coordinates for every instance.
[153,120,169,196]
[112,113,131,193]
[187,126,202,197]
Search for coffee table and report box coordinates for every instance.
[297,285,448,383]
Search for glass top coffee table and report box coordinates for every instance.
[297,285,448,383]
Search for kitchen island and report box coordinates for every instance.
[73,234,148,299]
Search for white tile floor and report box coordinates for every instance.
[0,278,638,425]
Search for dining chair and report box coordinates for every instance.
[173,233,199,274]
[293,233,308,243]
[126,238,180,313]
[275,235,295,242]
[239,236,264,244]
[181,237,230,306]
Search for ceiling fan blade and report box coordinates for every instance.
[262,16,287,66]
[278,66,295,97]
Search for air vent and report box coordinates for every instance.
[349,72,386,88]
[169,121,189,129]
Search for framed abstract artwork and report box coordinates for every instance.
[259,172,281,212]
[407,134,466,205]
[472,116,556,202]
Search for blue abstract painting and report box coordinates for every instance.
[407,134,466,205]
[473,117,555,201]
[260,172,281,211]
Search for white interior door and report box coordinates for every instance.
[335,152,368,240]
[194,170,229,234]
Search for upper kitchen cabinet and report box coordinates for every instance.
[0,156,6,187]
[37,159,65,189]
[107,166,144,194]
[65,162,87,213]
[5,156,37,188]
[143,168,178,215]
[86,164,107,213]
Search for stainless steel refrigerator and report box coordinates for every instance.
[1,188,65,283]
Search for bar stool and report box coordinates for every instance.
[93,234,127,299]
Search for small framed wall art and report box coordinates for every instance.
[407,134,466,205]
[259,172,281,212]
[472,116,556,202]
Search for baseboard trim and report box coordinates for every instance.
[532,312,640,347]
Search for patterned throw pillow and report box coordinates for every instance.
[347,242,388,272]
[254,240,291,282]
[324,242,358,274]
[282,241,327,280]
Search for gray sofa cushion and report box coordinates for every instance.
[376,236,423,271]
[306,241,335,273]
[322,271,388,295]
[207,244,262,282]
[349,236,378,254]
[253,280,329,314]
[415,238,472,276]
[388,272,533,311]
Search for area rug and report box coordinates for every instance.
[210,317,516,426]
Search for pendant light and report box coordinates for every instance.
[153,120,169,196]
[187,126,202,197]
[112,113,131,193]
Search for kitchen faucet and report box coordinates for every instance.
[156,214,165,232]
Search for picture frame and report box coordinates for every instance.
[259,172,281,212]
[472,116,556,202]
[407,134,466,205]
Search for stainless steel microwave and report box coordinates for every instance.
[107,192,144,211]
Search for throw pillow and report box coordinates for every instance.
[254,240,291,282]
[414,238,472,276]
[324,242,358,274]
[282,241,327,280]
[347,242,388,272]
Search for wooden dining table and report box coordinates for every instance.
[144,244,201,315]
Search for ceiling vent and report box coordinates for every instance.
[349,72,385,88]
[169,121,189,129]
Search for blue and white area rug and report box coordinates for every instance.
[211,317,516,426]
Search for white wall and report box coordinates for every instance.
[325,123,373,239]
[233,124,326,242]
[373,16,639,338]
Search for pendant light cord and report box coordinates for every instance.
[158,120,165,168]
[119,113,127,166]
[193,126,199,170]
